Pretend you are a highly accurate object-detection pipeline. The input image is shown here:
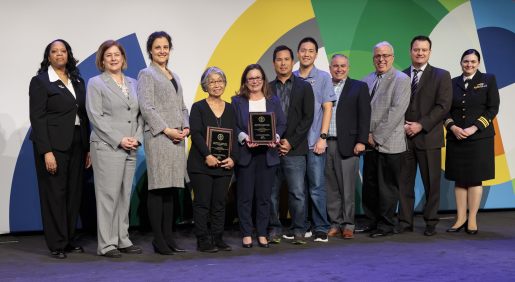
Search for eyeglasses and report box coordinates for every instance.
[247,77,263,83]
[373,54,393,60]
[208,80,224,86]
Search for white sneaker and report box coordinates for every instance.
[305,231,312,238]
[282,234,294,239]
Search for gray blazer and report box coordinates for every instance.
[361,66,410,154]
[137,62,190,190]
[86,72,144,148]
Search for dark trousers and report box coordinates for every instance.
[398,139,441,227]
[189,172,232,238]
[33,126,85,251]
[237,149,277,237]
[362,150,404,232]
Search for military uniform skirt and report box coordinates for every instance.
[445,137,495,182]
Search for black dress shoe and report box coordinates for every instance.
[446,221,467,233]
[355,226,376,233]
[369,230,393,238]
[119,245,142,254]
[242,241,253,248]
[393,226,413,234]
[152,240,174,255]
[103,249,122,258]
[165,237,186,252]
[424,226,437,236]
[64,244,84,253]
[51,249,66,259]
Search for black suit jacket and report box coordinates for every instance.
[444,71,499,141]
[269,75,314,156]
[335,78,371,157]
[29,72,90,155]
[402,64,452,149]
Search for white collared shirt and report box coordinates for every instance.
[410,63,428,83]
[463,72,477,88]
[48,65,80,125]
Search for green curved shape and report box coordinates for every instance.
[313,0,452,79]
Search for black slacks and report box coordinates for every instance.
[362,150,404,232]
[189,172,232,238]
[398,139,441,227]
[33,126,85,251]
[237,148,277,237]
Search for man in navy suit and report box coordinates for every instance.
[267,45,314,244]
[324,54,370,239]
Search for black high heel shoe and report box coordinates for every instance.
[446,220,467,233]
[242,238,253,248]
[465,222,478,235]
[257,237,269,248]
[165,237,186,252]
[152,240,174,255]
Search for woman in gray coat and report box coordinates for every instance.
[138,31,189,255]
[86,40,144,258]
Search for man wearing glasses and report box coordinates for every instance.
[356,42,410,238]
[267,45,315,244]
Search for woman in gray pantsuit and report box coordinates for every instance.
[86,40,144,258]
[138,31,190,255]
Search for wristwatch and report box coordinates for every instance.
[320,133,327,139]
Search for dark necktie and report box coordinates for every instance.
[370,74,382,100]
[464,78,471,89]
[411,69,420,97]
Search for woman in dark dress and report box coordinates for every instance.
[444,49,500,235]
[188,67,238,252]
[29,39,91,258]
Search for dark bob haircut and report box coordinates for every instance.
[273,45,294,61]
[146,31,172,62]
[460,49,481,62]
[411,35,432,49]
[37,39,81,85]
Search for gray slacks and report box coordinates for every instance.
[324,140,359,231]
[90,142,137,254]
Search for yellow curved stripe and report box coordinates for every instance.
[193,0,315,104]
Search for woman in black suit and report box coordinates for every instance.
[188,67,238,252]
[232,64,287,248]
[444,49,500,235]
[29,39,91,258]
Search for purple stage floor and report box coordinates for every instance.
[1,211,514,281]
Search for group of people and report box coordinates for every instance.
[28,32,499,259]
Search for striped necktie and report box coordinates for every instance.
[370,74,382,99]
[411,69,420,97]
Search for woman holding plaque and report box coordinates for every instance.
[444,49,499,235]
[188,67,239,252]
[138,31,189,255]
[232,64,287,248]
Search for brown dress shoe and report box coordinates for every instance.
[327,229,342,236]
[342,229,354,239]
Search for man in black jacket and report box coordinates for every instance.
[267,45,314,244]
